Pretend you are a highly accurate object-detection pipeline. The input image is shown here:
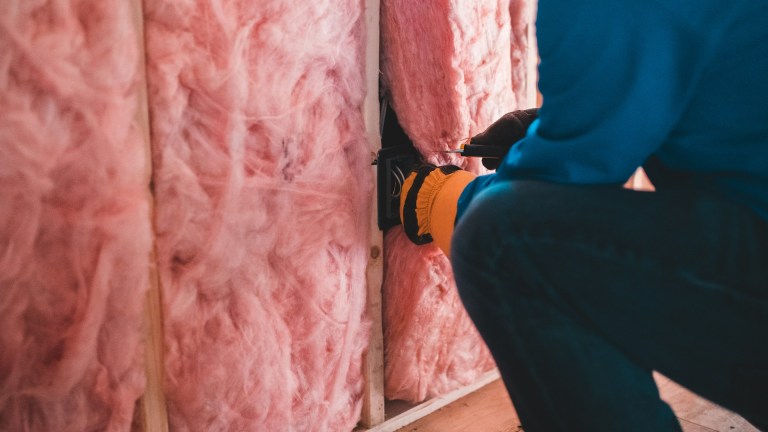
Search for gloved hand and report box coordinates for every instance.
[399,164,476,257]
[470,108,539,170]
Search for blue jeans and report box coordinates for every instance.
[451,180,768,432]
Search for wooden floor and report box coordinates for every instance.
[396,375,760,432]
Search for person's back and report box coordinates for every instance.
[652,1,768,219]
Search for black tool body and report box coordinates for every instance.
[457,144,507,158]
[373,100,420,231]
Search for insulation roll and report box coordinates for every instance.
[0,1,152,430]
[383,231,496,401]
[144,1,372,430]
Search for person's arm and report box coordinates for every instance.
[402,1,721,253]
[398,109,540,256]
[458,0,721,220]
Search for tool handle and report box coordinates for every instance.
[461,144,508,159]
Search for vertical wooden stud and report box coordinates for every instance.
[527,0,540,107]
[360,0,386,427]
[130,0,170,430]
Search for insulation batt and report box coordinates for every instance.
[381,0,533,402]
[144,1,371,430]
[0,1,151,431]
[382,232,495,401]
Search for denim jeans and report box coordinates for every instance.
[451,180,768,432]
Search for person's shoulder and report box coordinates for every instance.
[642,0,762,31]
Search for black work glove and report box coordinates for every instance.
[470,108,539,170]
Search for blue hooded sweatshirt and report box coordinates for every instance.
[457,0,768,222]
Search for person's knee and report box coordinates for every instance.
[451,182,508,269]
[451,180,574,306]
[451,180,553,259]
[450,181,538,290]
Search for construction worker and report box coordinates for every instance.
[399,1,768,430]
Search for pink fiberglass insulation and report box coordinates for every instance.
[381,0,533,402]
[383,231,495,401]
[144,1,371,430]
[0,1,151,431]
[509,0,534,109]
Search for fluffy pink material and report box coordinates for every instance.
[0,1,151,431]
[509,0,534,108]
[383,231,495,401]
[144,1,371,430]
[380,0,533,402]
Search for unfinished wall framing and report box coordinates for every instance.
[0,0,536,430]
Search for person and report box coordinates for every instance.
[398,1,768,431]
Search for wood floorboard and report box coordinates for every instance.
[656,376,759,432]
[395,379,521,432]
[680,418,719,432]
[396,378,761,432]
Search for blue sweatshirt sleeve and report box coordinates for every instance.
[457,1,721,221]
